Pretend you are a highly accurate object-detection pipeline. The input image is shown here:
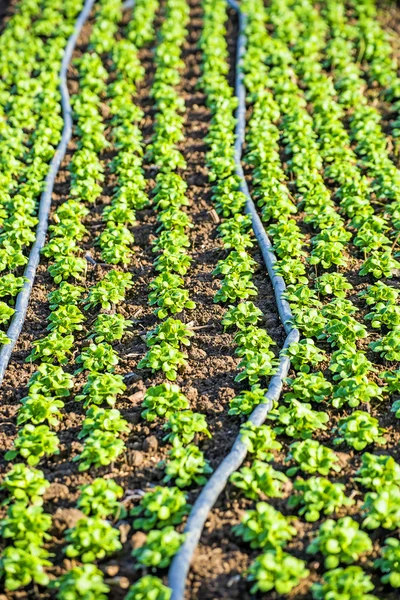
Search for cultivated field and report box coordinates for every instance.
[0,0,400,598]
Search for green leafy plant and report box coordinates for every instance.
[17,394,64,427]
[233,502,296,549]
[75,342,119,374]
[362,485,400,530]
[76,372,126,408]
[283,338,326,373]
[28,363,74,398]
[78,406,129,439]
[1,463,49,506]
[132,526,184,569]
[141,383,189,421]
[375,537,400,588]
[240,422,282,460]
[230,461,288,500]
[311,566,378,600]
[146,318,194,348]
[228,384,268,415]
[288,477,354,522]
[84,270,133,310]
[235,351,277,384]
[124,576,171,600]
[359,250,400,279]
[74,430,125,471]
[26,332,74,364]
[5,424,59,466]
[52,565,110,600]
[268,399,328,439]
[315,273,353,297]
[163,410,211,445]
[285,372,332,403]
[0,544,51,591]
[161,443,212,488]
[64,517,121,562]
[77,478,125,518]
[247,549,309,595]
[369,329,400,362]
[334,411,386,450]
[90,313,132,343]
[138,342,187,381]
[307,517,372,569]
[132,486,189,530]
[0,503,52,547]
[287,439,340,477]
[355,453,400,490]
[222,301,263,330]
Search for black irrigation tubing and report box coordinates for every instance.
[167,1,300,598]
[0,0,96,387]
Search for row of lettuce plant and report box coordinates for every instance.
[0,0,85,345]
[219,0,400,596]
[126,0,216,595]
[198,0,312,596]
[347,0,400,143]
[0,0,159,596]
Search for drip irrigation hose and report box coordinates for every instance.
[167,1,300,598]
[0,0,96,386]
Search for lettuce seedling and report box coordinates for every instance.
[28,363,74,398]
[240,422,282,460]
[285,372,332,403]
[362,485,400,530]
[247,549,309,595]
[161,443,212,488]
[287,439,340,477]
[228,384,268,415]
[65,517,121,562]
[369,329,400,362]
[138,342,187,381]
[283,338,326,373]
[311,566,378,600]
[334,411,386,451]
[141,383,189,421]
[222,301,263,330]
[76,372,126,408]
[163,410,211,445]
[90,313,132,343]
[0,544,51,591]
[268,399,329,439]
[132,486,189,530]
[78,478,125,518]
[79,406,129,438]
[307,516,372,569]
[375,537,400,588]
[125,576,171,600]
[26,332,74,364]
[0,503,51,547]
[74,430,125,471]
[146,318,194,348]
[76,342,119,374]
[355,453,400,490]
[315,272,353,297]
[288,477,353,522]
[235,352,277,384]
[17,393,64,427]
[230,460,288,500]
[5,424,59,466]
[132,526,184,569]
[233,502,296,549]
[1,463,49,506]
[52,565,109,600]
